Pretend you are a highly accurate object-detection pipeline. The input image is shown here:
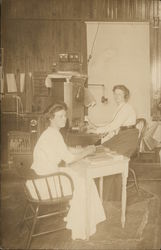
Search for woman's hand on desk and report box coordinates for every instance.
[69,145,95,155]
[69,146,84,154]
[69,145,96,164]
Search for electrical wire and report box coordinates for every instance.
[87,23,100,64]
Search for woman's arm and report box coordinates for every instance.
[87,117,108,129]
[69,145,96,163]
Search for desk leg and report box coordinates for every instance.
[85,176,92,240]
[121,164,128,228]
[99,177,103,202]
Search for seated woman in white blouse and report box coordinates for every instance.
[88,85,139,201]
[89,85,139,157]
[27,103,106,240]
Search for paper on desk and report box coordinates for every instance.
[86,152,124,166]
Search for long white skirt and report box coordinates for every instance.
[60,165,106,240]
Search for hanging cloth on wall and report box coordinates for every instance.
[20,73,25,92]
[6,73,17,92]
[45,76,52,88]
[0,67,4,93]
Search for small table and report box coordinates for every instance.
[71,147,129,240]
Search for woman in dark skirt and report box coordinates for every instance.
[89,85,139,200]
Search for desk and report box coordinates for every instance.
[70,148,129,240]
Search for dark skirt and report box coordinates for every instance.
[102,128,139,201]
[102,128,139,157]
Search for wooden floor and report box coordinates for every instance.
[1,165,161,250]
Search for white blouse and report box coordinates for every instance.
[28,127,106,240]
[96,102,136,134]
[31,127,74,175]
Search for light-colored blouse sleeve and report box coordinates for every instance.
[57,132,75,163]
[96,103,136,134]
[31,128,75,175]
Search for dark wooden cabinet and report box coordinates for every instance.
[1,112,46,165]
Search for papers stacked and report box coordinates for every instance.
[86,149,124,166]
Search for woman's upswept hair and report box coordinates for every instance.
[112,84,130,101]
[45,102,67,120]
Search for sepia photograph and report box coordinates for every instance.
[0,0,161,249]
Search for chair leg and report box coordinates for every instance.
[22,202,29,222]
[129,168,139,193]
[26,205,39,249]
[18,201,29,230]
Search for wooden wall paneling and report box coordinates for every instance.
[52,0,82,20]
[6,0,54,19]
[28,0,53,19]
[122,0,128,21]
[136,0,143,21]
[114,0,118,20]
[127,0,131,20]
[4,22,23,74]
[80,0,92,20]
[116,0,122,20]
[5,21,17,72]
[25,72,33,113]
[72,0,82,19]
[56,20,82,72]
[1,0,6,72]
[29,21,53,71]
[51,21,58,68]
[134,0,139,20]
[145,0,150,20]
[100,0,106,20]
[112,0,118,20]
[148,0,152,20]
[6,21,25,72]
[57,21,67,51]
[149,0,154,20]
[73,21,82,51]
[129,0,135,19]
[110,0,114,20]
[153,0,159,19]
[121,0,127,20]
[133,0,137,20]
[52,0,65,19]
[3,0,160,116]
[92,0,98,20]
[88,0,96,20]
[106,0,110,19]
[107,0,112,20]
[140,0,145,20]
[4,0,158,22]
[145,0,152,20]
[61,0,75,19]
[111,0,116,20]
[6,20,54,73]
[81,21,88,75]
